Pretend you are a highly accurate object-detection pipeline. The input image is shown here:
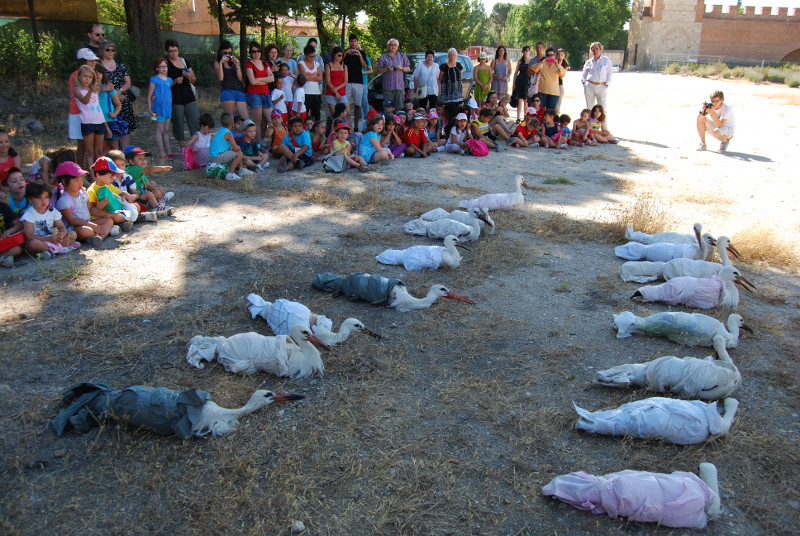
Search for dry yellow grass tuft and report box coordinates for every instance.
[732,227,800,270]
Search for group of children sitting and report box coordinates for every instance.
[1,144,175,269]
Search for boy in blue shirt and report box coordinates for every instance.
[275,116,314,173]
[209,112,250,181]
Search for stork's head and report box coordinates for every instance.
[517,175,531,190]
[723,266,755,292]
[728,313,752,333]
[341,317,383,339]
[430,284,476,305]
[248,390,305,410]
[290,323,332,351]
[444,235,471,251]
[480,207,495,232]
[718,236,742,260]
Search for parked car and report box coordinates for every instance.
[367,52,474,110]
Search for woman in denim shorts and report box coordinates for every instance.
[214,40,249,120]
[245,41,274,142]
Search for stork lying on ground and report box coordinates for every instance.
[420,207,495,234]
[312,272,476,312]
[625,222,706,245]
[630,265,754,309]
[593,344,741,400]
[187,324,329,378]
[459,175,530,211]
[574,396,739,444]
[615,224,715,262]
[51,382,303,438]
[613,311,748,353]
[404,207,490,241]
[620,236,742,283]
[542,463,722,529]
[376,235,470,270]
[246,294,381,345]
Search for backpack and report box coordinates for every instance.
[322,154,346,173]
[182,146,199,170]
[466,139,489,156]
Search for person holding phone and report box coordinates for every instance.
[214,40,249,122]
[343,34,368,128]
[529,47,565,111]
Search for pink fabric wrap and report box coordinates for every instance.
[638,276,724,309]
[542,469,715,529]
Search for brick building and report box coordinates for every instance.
[627,0,800,68]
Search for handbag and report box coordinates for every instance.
[109,119,129,136]
[322,154,345,173]
[528,71,540,98]
[465,139,488,156]
[182,147,200,170]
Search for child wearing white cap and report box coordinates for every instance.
[446,113,473,154]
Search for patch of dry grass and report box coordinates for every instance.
[672,189,734,206]
[732,227,800,270]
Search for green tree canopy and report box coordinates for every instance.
[367,0,475,53]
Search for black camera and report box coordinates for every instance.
[705,102,713,108]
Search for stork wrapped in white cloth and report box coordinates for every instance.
[619,261,666,283]
[574,396,738,444]
[542,463,722,529]
[246,294,333,335]
[614,241,705,262]
[377,245,445,270]
[420,207,495,234]
[186,326,325,378]
[612,311,744,352]
[625,223,706,245]
[594,353,740,400]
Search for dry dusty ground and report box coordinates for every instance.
[1,72,799,535]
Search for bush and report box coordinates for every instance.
[687,61,699,71]
[787,74,800,88]
[720,68,734,78]
[730,66,745,78]
[665,62,682,74]
[695,65,717,77]
[766,69,787,84]
[744,68,763,83]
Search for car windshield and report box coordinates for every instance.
[408,53,472,74]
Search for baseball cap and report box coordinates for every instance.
[242,119,255,129]
[479,52,488,60]
[271,109,283,117]
[91,156,123,173]
[455,113,468,121]
[412,113,425,121]
[367,109,379,120]
[397,110,407,116]
[1,166,23,184]
[77,48,99,61]
[526,107,537,115]
[124,146,150,159]
[384,99,395,108]
[428,110,439,119]
[467,98,479,108]
[335,122,351,131]
[53,162,88,177]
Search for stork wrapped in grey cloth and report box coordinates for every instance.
[312,272,402,306]
[51,382,210,439]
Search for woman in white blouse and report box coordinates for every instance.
[413,50,440,111]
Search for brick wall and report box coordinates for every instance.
[700,6,800,62]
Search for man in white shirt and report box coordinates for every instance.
[581,41,612,109]
[696,90,735,151]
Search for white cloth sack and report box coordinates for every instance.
[246,294,333,336]
[376,245,445,271]
[615,241,699,262]
[186,332,292,377]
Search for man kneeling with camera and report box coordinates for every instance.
[696,90,735,152]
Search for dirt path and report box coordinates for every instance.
[1,73,798,535]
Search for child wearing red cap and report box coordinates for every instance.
[21,181,79,260]
[331,123,369,172]
[87,157,135,233]
[53,161,114,248]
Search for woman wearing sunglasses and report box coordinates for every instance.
[99,40,136,148]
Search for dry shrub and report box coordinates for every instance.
[604,195,672,241]
[731,227,800,270]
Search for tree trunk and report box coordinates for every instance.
[312,2,326,50]
[124,0,134,35]
[127,0,162,60]
[26,0,39,44]
[260,22,266,49]
[239,18,247,77]
[340,15,346,47]
[273,16,278,43]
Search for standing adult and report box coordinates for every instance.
[165,39,199,150]
[343,34,368,128]
[555,48,570,115]
[511,46,531,123]
[530,47,566,111]
[325,47,348,116]
[214,40,248,120]
[490,46,509,98]
[581,41,612,109]
[412,50,439,111]
[376,38,410,111]
[245,41,274,142]
[265,44,281,86]
[99,39,137,149]
[298,45,323,121]
[298,38,325,75]
[526,41,546,102]
[438,48,464,124]
[84,24,104,54]
[473,52,492,104]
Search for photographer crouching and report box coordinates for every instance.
[696,90,735,152]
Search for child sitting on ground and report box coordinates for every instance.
[539,109,563,148]
[381,115,406,158]
[266,110,288,158]
[571,109,594,146]
[310,121,330,158]
[0,129,22,184]
[87,157,135,233]
[28,148,75,187]
[330,123,369,172]
[360,115,393,165]
[445,112,473,154]
[21,181,79,260]
[209,113,251,181]
[326,103,348,135]
[271,75,288,124]
[53,161,114,248]
[236,119,270,171]
[231,115,245,140]
[403,113,437,158]
[107,150,166,220]
[395,111,408,135]
[3,167,30,216]
[276,116,315,173]
[471,107,518,152]
[512,108,540,148]
[589,104,618,143]
[0,199,24,268]
[558,114,571,149]
[182,113,215,166]
[124,146,176,205]
[292,73,307,123]
[426,110,446,150]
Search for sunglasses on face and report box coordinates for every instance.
[105,48,115,52]
[533,99,540,102]
[94,32,104,37]
[250,50,261,54]
[711,99,721,103]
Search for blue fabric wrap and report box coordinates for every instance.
[312,272,403,306]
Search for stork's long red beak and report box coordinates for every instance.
[476,213,491,226]
[360,326,383,339]
[520,179,531,190]
[445,290,476,305]
[727,243,742,260]
[455,242,471,251]
[273,392,305,403]
[308,334,332,351]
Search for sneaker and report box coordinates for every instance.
[560,143,569,149]
[137,211,158,222]
[296,160,306,170]
[458,149,465,155]
[720,139,730,151]
[120,222,133,232]
[495,143,503,152]
[397,153,405,158]
[257,162,270,171]
[260,137,269,147]
[68,242,81,251]
[163,192,175,203]
[358,165,369,172]
[154,205,174,216]
[239,167,255,176]
[225,172,242,181]
[412,152,421,158]
[110,225,121,236]
[39,251,53,260]
[506,138,514,145]
[278,156,288,173]
[436,146,445,152]
[86,236,102,248]
[696,143,707,151]
[0,255,13,268]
